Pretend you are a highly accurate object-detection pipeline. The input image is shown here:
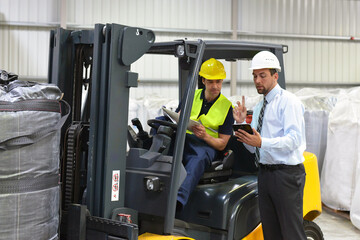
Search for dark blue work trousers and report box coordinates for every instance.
[177,134,217,207]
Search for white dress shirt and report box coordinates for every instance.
[247,84,306,165]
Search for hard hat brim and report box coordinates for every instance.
[249,67,281,73]
[199,73,226,80]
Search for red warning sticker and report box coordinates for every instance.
[111,170,120,201]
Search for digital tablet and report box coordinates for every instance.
[232,123,253,134]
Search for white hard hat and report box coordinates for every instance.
[249,51,281,72]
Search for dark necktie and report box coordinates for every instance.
[255,98,267,166]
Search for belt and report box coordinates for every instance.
[259,163,302,171]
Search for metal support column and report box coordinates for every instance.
[230,0,239,96]
[164,40,205,234]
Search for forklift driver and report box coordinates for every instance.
[176,58,234,211]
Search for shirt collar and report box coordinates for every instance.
[265,84,281,103]
[200,87,220,103]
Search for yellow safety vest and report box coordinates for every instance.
[186,89,232,138]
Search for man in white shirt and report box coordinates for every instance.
[233,51,307,240]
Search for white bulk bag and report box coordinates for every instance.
[321,87,360,211]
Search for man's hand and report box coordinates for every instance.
[192,124,207,140]
[234,128,262,148]
[233,96,247,123]
[192,124,230,151]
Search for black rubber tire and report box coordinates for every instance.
[304,220,324,240]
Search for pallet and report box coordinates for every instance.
[322,203,350,220]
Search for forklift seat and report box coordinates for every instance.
[200,149,234,184]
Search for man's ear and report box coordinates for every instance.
[274,72,279,81]
[202,78,205,85]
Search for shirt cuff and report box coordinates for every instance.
[243,143,255,153]
[235,120,247,124]
[261,138,271,150]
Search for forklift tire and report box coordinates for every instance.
[304,220,324,240]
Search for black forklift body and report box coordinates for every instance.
[127,39,286,239]
[49,23,287,239]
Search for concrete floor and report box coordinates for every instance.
[314,207,360,239]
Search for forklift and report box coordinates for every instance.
[48,23,323,239]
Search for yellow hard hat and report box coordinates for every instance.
[199,58,226,80]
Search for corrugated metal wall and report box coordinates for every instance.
[67,0,231,30]
[0,0,58,79]
[1,0,360,99]
[237,0,360,95]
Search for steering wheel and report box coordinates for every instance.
[147,119,178,130]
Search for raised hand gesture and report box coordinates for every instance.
[233,96,247,123]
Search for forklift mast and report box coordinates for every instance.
[87,23,155,218]
[49,23,155,217]
[49,23,156,239]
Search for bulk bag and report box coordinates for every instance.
[0,79,69,240]
[321,87,360,211]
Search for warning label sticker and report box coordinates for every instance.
[111,170,120,201]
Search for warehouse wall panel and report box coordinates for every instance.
[237,35,360,86]
[1,0,360,97]
[0,0,56,79]
[66,0,231,31]
[0,0,59,23]
[0,26,50,78]
[0,26,10,71]
[239,0,360,36]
